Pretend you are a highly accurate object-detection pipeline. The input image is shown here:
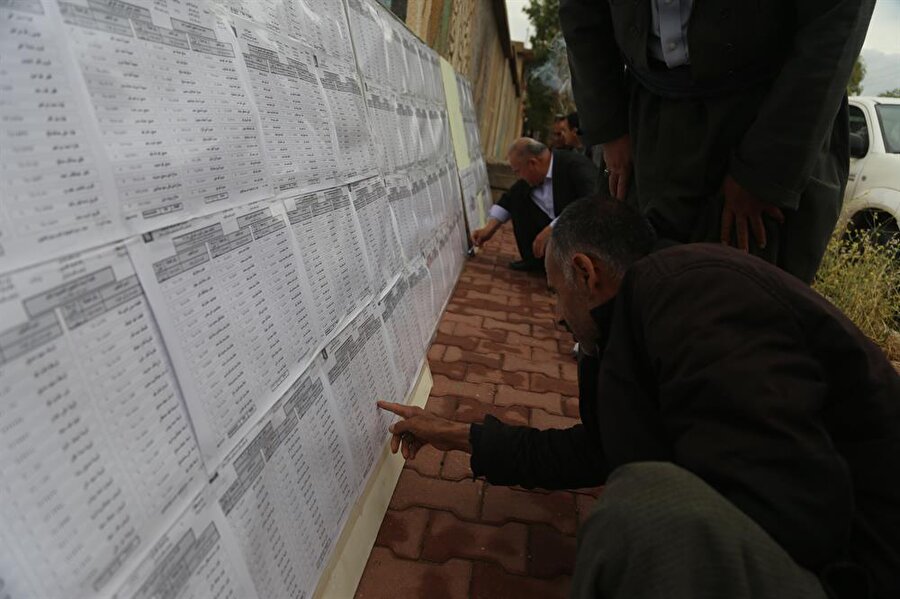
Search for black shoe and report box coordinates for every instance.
[509,259,544,272]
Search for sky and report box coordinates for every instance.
[505,0,900,95]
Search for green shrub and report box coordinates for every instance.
[814,229,900,362]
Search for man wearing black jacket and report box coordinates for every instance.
[471,138,596,271]
[379,197,900,597]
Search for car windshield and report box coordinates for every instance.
[876,104,900,153]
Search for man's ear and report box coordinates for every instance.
[571,253,596,289]
[571,254,612,300]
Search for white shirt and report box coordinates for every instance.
[648,0,693,68]
[489,154,557,225]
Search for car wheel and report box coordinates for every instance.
[846,209,900,252]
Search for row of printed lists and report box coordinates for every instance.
[0,0,483,596]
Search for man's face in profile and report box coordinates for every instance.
[546,244,601,354]
[551,120,567,149]
[560,120,579,148]
[507,152,546,187]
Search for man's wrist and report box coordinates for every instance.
[443,421,473,454]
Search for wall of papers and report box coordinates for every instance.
[0,0,491,596]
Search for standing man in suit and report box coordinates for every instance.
[471,137,597,271]
[559,0,875,283]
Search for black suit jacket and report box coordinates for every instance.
[470,244,900,597]
[496,150,597,219]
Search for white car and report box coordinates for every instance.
[840,96,900,244]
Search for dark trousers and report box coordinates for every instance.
[625,83,847,284]
[571,462,828,599]
[509,200,552,263]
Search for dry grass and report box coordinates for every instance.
[814,229,900,363]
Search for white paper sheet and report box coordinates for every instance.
[408,170,436,252]
[440,160,463,221]
[364,83,402,174]
[427,105,449,164]
[460,163,479,228]
[292,0,354,62]
[282,186,373,337]
[323,304,401,485]
[349,176,403,294]
[384,174,420,263]
[58,0,272,230]
[437,218,464,298]
[214,361,354,599]
[377,277,423,395]
[232,18,340,194]
[425,165,449,224]
[128,201,319,472]
[399,27,424,98]
[318,57,377,183]
[110,489,260,599]
[405,257,436,351]
[477,159,494,221]
[424,237,447,321]
[0,243,204,598]
[395,97,419,168]
[212,0,353,62]
[415,102,434,164]
[0,0,121,272]
[418,45,440,103]
[384,20,408,94]
[346,0,388,86]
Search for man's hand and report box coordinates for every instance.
[720,175,785,251]
[471,226,492,247]
[377,400,471,459]
[532,224,553,259]
[602,134,633,200]
[472,219,503,248]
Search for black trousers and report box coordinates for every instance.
[625,82,847,284]
[509,199,552,263]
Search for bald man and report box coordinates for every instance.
[472,138,597,271]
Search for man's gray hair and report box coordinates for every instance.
[550,196,657,280]
[508,137,548,160]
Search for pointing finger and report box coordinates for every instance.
[378,400,418,418]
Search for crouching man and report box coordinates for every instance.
[379,196,900,598]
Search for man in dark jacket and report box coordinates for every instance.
[379,197,900,597]
[559,0,875,283]
[471,137,596,271]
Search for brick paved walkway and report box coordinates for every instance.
[355,227,602,598]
